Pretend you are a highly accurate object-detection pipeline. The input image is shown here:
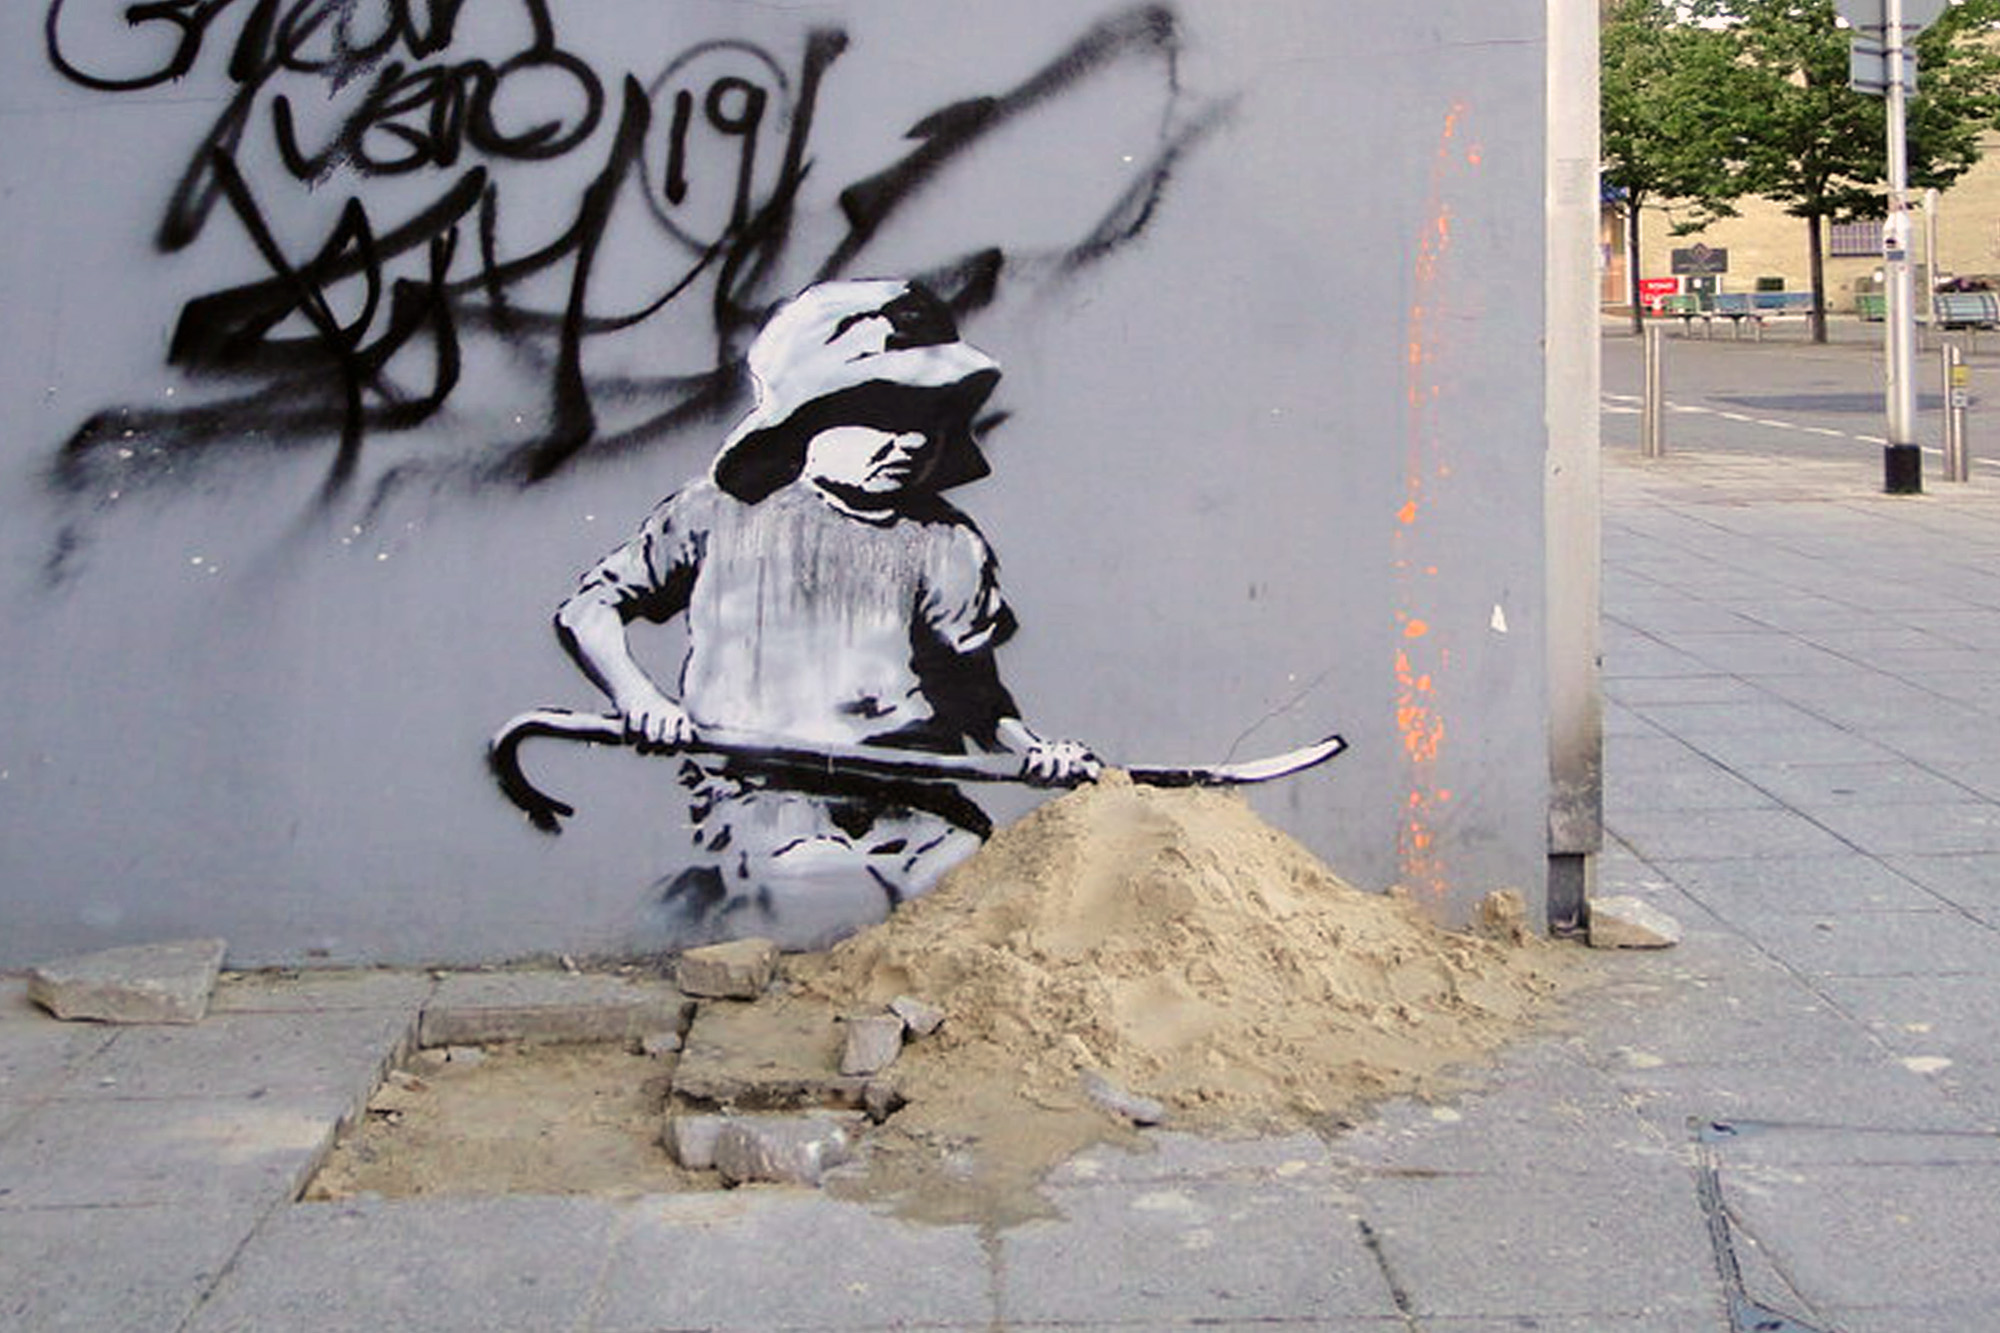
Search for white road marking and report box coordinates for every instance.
[1601,395,1997,468]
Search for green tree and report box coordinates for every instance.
[1601,0,1751,334]
[1692,0,2000,342]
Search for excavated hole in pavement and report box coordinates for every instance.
[304,1037,711,1202]
[302,989,953,1210]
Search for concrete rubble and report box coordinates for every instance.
[638,1030,683,1057]
[888,994,946,1036]
[663,1114,730,1171]
[838,1013,905,1076]
[1080,1069,1167,1126]
[26,937,227,1025]
[670,997,870,1110]
[713,1115,857,1188]
[675,938,779,999]
[1586,895,1684,950]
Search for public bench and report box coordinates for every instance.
[1931,290,2000,330]
[1658,292,1708,332]
[1709,290,1815,339]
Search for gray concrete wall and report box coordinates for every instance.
[0,1,1555,966]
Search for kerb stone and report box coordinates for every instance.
[27,939,227,1025]
[420,972,693,1046]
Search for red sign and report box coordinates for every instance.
[1638,277,1679,313]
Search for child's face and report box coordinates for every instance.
[803,425,941,502]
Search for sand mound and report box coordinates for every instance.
[792,771,1577,1221]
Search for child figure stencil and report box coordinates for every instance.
[557,280,1097,946]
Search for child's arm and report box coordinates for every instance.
[993,717,1101,786]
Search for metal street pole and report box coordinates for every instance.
[1883,0,1923,493]
[1942,342,1971,482]
[1924,187,1941,323]
[1642,323,1665,459]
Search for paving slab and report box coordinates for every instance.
[186,1196,618,1333]
[1684,724,1905,770]
[1715,907,2000,979]
[1662,854,1945,919]
[40,1009,411,1112]
[1755,685,1987,735]
[1045,1131,1340,1187]
[0,1097,334,1208]
[26,938,227,1025]
[1032,1312,1408,1320]
[1610,1057,1992,1141]
[1924,754,2000,804]
[1659,634,1858,680]
[1353,1162,1720,1322]
[1603,733,1721,778]
[1733,759,1983,809]
[1626,699,1836,737]
[1001,1176,1396,1325]
[1424,1320,1721,1333]
[1598,638,1718,680]
[1813,972,2000,1062]
[1882,852,2000,922]
[595,1192,991,1331]
[1815,1303,2000,1333]
[1933,1059,2000,1128]
[1605,673,1771,706]
[1802,800,2000,857]
[1606,765,1782,814]
[1695,1119,2000,1171]
[1333,1046,1670,1178]
[1604,806,1857,863]
[0,1202,261,1333]
[1721,1162,2000,1311]
[1572,974,1885,1070]
[0,1017,118,1104]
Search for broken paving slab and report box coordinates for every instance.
[419,971,694,1047]
[664,1113,731,1170]
[675,938,779,999]
[673,996,869,1110]
[889,995,946,1037]
[1081,1070,1167,1126]
[714,1115,858,1188]
[27,938,227,1025]
[1588,896,1684,950]
[839,1013,905,1076]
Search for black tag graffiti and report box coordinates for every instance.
[42,1,1225,580]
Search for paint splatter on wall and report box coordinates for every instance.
[1397,102,1483,909]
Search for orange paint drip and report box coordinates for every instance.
[1393,102,1479,909]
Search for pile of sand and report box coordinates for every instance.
[792,770,1577,1221]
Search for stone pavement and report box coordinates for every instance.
[6,444,2000,1331]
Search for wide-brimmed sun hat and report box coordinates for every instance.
[711,280,1002,503]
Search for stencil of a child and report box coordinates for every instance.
[556,279,1095,944]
